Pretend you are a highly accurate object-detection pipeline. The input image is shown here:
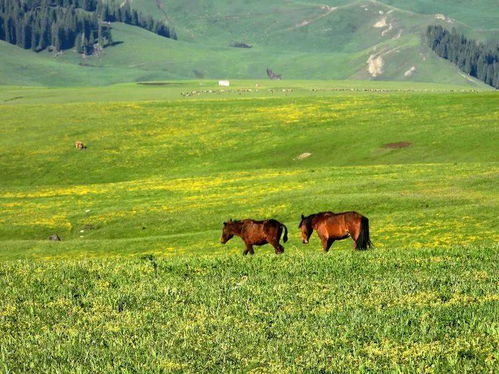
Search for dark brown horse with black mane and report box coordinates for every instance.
[220,219,288,255]
[299,211,372,251]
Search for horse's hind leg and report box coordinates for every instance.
[243,243,254,255]
[349,225,360,250]
[270,240,284,254]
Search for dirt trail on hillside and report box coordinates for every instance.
[289,5,337,30]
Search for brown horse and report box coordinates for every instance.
[220,219,288,255]
[298,211,372,251]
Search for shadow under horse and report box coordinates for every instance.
[299,211,372,251]
[220,219,288,255]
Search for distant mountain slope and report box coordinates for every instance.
[138,0,497,46]
[377,0,499,31]
[0,0,496,86]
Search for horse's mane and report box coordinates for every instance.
[298,214,314,228]
[318,211,335,216]
[227,219,249,229]
[299,212,335,227]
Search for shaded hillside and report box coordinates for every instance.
[0,0,497,86]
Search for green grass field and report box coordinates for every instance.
[0,79,491,105]
[0,82,498,372]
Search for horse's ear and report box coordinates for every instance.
[223,221,227,225]
[301,214,305,219]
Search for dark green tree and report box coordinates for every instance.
[426,25,499,88]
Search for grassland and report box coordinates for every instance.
[0,83,498,372]
[1,248,497,373]
[0,79,491,105]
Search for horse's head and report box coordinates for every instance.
[220,220,235,244]
[298,214,313,244]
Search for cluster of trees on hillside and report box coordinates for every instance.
[0,0,110,54]
[0,0,175,55]
[426,25,499,88]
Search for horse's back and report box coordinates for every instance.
[241,218,282,245]
[319,211,364,237]
[264,218,282,228]
[326,211,363,220]
[341,211,364,220]
[262,219,282,237]
[241,219,264,233]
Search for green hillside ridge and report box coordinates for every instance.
[1,0,497,86]
[151,1,456,46]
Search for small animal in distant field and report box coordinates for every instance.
[299,211,372,251]
[75,141,87,149]
[220,219,288,255]
[48,234,61,241]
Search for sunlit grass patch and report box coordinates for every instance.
[0,245,496,372]
[0,160,497,256]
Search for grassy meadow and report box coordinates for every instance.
[0,81,498,372]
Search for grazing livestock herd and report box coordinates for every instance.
[221,211,372,255]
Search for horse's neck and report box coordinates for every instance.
[229,222,244,236]
[310,215,320,229]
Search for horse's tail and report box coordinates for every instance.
[356,216,372,250]
[281,223,288,243]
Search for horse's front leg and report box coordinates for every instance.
[325,238,335,252]
[319,234,331,252]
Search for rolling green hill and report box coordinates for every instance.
[0,0,497,86]
[0,85,497,253]
[0,85,498,371]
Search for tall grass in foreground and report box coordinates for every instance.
[1,245,497,373]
